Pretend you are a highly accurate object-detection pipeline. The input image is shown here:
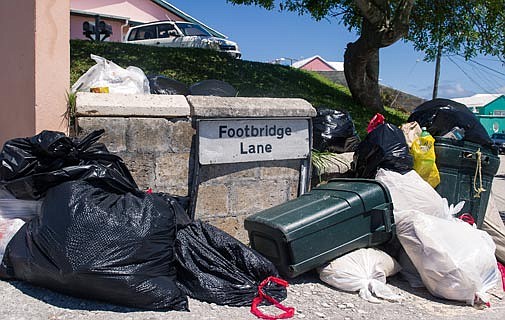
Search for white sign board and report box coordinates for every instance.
[199,119,310,164]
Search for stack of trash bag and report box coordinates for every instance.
[0,130,286,311]
[0,129,138,199]
[376,168,500,306]
[1,180,189,310]
[312,108,360,153]
[353,122,413,178]
[408,98,492,147]
[318,248,402,303]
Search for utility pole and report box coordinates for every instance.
[432,43,442,99]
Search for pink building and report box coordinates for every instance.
[70,0,226,42]
[292,55,344,72]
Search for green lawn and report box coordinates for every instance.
[71,40,408,136]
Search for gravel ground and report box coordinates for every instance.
[0,272,504,320]
[1,156,504,320]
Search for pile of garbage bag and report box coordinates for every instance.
[0,130,285,312]
[312,108,360,153]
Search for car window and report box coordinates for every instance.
[127,28,137,41]
[157,23,176,38]
[130,26,157,40]
[175,23,211,36]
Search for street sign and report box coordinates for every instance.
[198,118,310,164]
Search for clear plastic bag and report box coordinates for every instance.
[318,248,402,303]
[375,169,447,219]
[396,211,499,305]
[71,54,150,94]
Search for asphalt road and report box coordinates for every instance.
[492,155,505,215]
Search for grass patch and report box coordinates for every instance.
[71,40,409,135]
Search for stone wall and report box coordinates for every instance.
[76,93,316,242]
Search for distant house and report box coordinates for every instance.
[291,55,344,71]
[70,0,226,42]
[453,93,505,135]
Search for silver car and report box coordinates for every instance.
[124,21,241,59]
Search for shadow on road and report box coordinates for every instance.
[7,280,143,313]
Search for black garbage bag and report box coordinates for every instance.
[0,181,188,311]
[408,98,492,146]
[188,79,237,97]
[175,220,287,306]
[353,123,413,178]
[0,130,137,199]
[148,75,189,95]
[313,108,361,153]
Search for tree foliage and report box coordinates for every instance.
[227,0,505,110]
[228,0,505,61]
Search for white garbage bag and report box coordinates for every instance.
[396,211,499,305]
[71,54,150,94]
[318,248,403,303]
[375,169,448,219]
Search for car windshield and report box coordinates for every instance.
[492,133,505,139]
[175,23,211,36]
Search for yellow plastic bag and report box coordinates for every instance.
[410,135,440,188]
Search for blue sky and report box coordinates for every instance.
[168,0,505,99]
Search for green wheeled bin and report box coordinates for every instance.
[244,178,395,278]
[434,137,500,228]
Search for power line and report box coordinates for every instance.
[447,56,492,93]
[462,55,505,78]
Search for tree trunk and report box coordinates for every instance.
[344,38,383,112]
[343,1,414,112]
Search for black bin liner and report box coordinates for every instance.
[313,108,361,153]
[0,181,188,311]
[354,123,413,178]
[175,220,286,306]
[188,80,237,97]
[0,130,137,199]
[408,98,492,147]
[148,75,189,95]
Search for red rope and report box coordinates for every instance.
[498,262,505,292]
[250,276,295,320]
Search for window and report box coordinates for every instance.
[175,23,211,36]
[493,110,505,116]
[130,26,157,40]
[157,23,176,38]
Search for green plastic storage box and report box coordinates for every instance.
[434,137,500,228]
[244,178,395,278]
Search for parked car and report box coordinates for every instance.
[491,132,505,154]
[124,21,241,58]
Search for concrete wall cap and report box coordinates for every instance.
[75,92,190,117]
[187,96,316,118]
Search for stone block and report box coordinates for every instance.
[155,152,190,195]
[117,152,155,190]
[195,184,229,218]
[77,117,127,152]
[204,215,249,244]
[188,96,316,118]
[166,120,195,152]
[126,118,172,152]
[230,180,290,215]
[76,92,190,117]
[259,160,301,180]
[199,162,258,184]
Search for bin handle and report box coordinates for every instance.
[382,208,392,233]
[461,151,490,165]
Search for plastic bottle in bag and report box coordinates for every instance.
[410,128,440,188]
